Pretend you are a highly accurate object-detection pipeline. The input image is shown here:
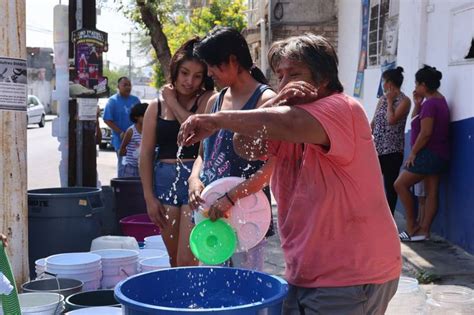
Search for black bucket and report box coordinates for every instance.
[28,187,104,278]
[110,177,146,222]
[21,278,83,298]
[65,290,120,311]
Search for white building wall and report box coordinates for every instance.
[338,0,474,124]
[338,0,361,101]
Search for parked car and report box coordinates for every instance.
[98,98,112,150]
[27,95,46,128]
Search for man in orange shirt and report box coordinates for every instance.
[179,34,401,314]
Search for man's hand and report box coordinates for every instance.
[273,81,318,106]
[178,114,219,146]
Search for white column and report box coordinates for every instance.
[52,4,70,187]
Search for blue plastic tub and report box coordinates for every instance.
[114,267,288,314]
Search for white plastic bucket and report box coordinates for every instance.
[65,306,122,314]
[143,235,167,251]
[137,249,167,261]
[90,235,139,251]
[45,253,102,291]
[35,258,47,278]
[92,249,139,289]
[46,253,102,269]
[0,292,64,315]
[139,256,171,272]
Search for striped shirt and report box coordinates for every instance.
[124,125,141,167]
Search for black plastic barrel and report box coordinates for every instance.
[100,185,119,235]
[28,187,104,278]
[110,177,147,223]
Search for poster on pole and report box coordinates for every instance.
[72,28,109,98]
[353,0,370,98]
[78,98,98,121]
[0,57,27,111]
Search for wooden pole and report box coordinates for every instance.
[0,0,29,286]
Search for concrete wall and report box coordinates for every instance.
[338,0,474,253]
[270,0,337,25]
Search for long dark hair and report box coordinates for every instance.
[268,33,343,93]
[415,65,442,91]
[194,26,268,84]
[169,37,214,91]
[382,66,404,88]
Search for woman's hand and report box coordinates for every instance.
[405,152,417,168]
[273,81,318,106]
[208,195,233,221]
[188,178,205,210]
[145,196,167,229]
[412,90,423,107]
[386,88,397,103]
[162,84,178,104]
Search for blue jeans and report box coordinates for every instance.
[116,152,125,177]
[154,161,194,206]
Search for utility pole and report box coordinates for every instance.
[0,0,29,286]
[129,32,132,80]
[125,32,132,80]
[68,0,100,187]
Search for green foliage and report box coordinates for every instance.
[120,0,248,89]
[164,0,247,54]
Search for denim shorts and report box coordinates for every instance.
[154,161,194,206]
[405,147,448,175]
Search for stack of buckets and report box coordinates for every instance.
[143,235,166,251]
[91,249,138,289]
[45,253,102,291]
[139,236,170,272]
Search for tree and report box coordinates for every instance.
[119,0,247,88]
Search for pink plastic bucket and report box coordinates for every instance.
[119,214,160,242]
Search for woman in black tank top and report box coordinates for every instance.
[139,38,215,267]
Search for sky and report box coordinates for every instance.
[26,0,149,72]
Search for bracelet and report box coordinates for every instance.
[224,192,235,206]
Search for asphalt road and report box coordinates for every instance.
[27,120,118,190]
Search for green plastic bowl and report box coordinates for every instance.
[189,219,237,265]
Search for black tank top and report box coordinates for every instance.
[155,97,200,159]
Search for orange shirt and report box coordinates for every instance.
[268,93,401,287]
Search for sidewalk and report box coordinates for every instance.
[263,205,474,293]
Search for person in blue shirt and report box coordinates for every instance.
[103,76,141,177]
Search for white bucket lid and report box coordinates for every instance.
[198,176,271,252]
[65,306,122,314]
[46,253,102,268]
